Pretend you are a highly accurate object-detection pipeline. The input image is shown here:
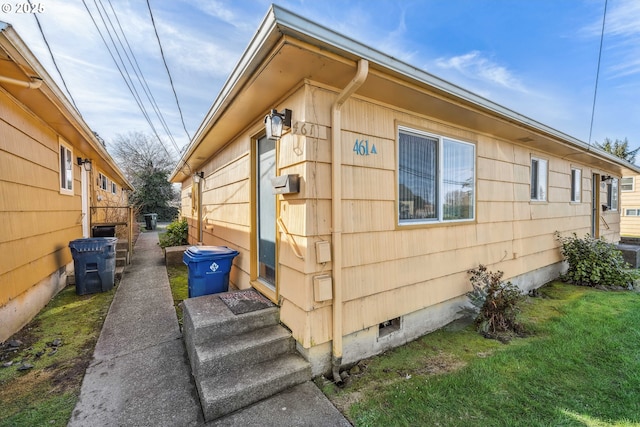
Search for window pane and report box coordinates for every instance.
[65,148,73,190]
[611,178,618,210]
[621,177,634,192]
[60,146,66,189]
[571,169,581,202]
[531,158,547,201]
[443,139,474,220]
[399,132,437,221]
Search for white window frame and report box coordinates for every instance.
[621,177,634,192]
[111,181,117,194]
[397,126,476,225]
[625,209,639,216]
[530,157,548,202]
[59,140,74,195]
[98,173,108,191]
[570,168,581,203]
[607,178,619,211]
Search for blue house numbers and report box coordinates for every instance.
[353,139,377,156]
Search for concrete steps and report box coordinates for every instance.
[182,292,311,422]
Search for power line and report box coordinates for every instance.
[588,0,608,146]
[146,0,192,142]
[95,0,182,156]
[28,0,79,111]
[81,0,174,161]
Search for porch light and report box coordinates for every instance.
[193,172,204,183]
[76,157,92,172]
[601,175,613,184]
[264,108,291,140]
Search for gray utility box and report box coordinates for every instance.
[271,174,299,195]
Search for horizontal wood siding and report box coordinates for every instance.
[185,81,623,349]
[0,89,82,306]
[621,176,640,236]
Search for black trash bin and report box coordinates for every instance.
[144,213,158,230]
[69,237,118,295]
[183,246,240,297]
[92,225,116,237]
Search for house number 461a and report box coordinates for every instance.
[353,139,377,156]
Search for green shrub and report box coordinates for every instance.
[467,265,525,336]
[159,218,188,248]
[555,232,633,288]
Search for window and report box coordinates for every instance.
[398,127,475,224]
[607,178,619,211]
[98,173,107,191]
[571,168,581,202]
[59,141,73,194]
[621,177,634,192]
[626,209,639,216]
[111,182,117,194]
[530,157,548,201]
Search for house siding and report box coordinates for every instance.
[183,81,621,366]
[621,175,640,236]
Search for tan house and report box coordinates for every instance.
[0,22,133,342]
[170,6,640,375]
[620,176,640,236]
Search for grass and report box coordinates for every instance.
[166,265,189,326]
[0,284,116,427]
[323,282,640,427]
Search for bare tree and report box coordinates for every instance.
[111,131,176,182]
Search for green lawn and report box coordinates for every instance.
[0,285,115,427]
[324,282,640,427]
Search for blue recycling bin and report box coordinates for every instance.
[183,246,239,297]
[69,237,118,295]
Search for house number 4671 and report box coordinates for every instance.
[353,139,377,156]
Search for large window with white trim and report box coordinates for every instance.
[398,127,475,224]
[59,141,73,194]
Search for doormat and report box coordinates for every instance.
[218,289,275,315]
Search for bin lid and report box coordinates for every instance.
[184,245,239,259]
[69,237,117,252]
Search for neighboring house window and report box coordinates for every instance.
[625,209,639,216]
[59,141,73,194]
[607,178,619,211]
[621,177,634,192]
[530,157,548,201]
[98,173,107,191]
[571,168,581,202]
[111,182,117,194]
[398,127,475,224]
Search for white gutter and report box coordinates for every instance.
[330,58,368,384]
[0,75,42,89]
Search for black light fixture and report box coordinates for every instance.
[76,157,92,172]
[601,175,613,184]
[193,171,204,183]
[264,108,292,140]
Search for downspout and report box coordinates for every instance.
[0,75,42,89]
[331,58,368,383]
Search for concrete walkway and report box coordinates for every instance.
[69,230,351,427]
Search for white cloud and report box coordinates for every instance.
[434,51,528,93]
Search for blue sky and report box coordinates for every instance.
[1,0,638,161]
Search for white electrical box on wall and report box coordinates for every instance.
[315,241,331,263]
[313,275,333,302]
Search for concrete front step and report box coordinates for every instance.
[197,354,311,421]
[190,325,293,379]
[183,294,279,346]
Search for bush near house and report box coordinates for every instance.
[465,265,525,337]
[159,218,188,249]
[555,232,634,288]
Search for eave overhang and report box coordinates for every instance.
[0,22,133,190]
[170,5,640,182]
